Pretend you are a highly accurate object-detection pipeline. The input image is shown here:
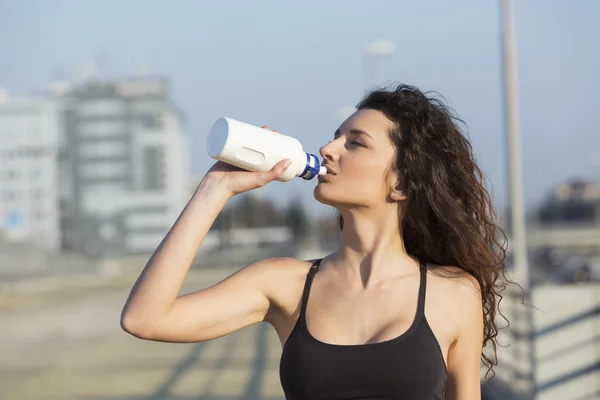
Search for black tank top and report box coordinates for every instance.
[279,259,447,400]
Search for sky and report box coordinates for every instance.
[1,0,599,218]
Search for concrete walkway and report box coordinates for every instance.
[0,268,286,400]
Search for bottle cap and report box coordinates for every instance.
[318,166,327,176]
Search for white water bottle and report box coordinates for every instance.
[207,117,327,182]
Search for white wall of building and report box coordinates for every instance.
[0,96,63,251]
[123,107,189,253]
[0,78,190,258]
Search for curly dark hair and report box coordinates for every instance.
[338,83,518,380]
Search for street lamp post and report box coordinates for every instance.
[364,39,395,89]
[500,0,534,396]
[338,40,395,124]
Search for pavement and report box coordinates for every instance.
[0,267,287,400]
[0,244,541,399]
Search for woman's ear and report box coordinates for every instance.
[387,170,407,202]
[389,186,407,202]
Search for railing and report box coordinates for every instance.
[493,282,600,399]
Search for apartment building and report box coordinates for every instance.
[60,77,189,257]
[0,92,63,251]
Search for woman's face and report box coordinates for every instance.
[314,108,401,209]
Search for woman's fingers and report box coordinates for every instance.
[261,125,278,132]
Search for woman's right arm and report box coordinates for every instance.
[120,154,293,343]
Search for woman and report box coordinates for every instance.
[121,84,511,399]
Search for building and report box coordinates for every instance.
[60,76,189,258]
[538,179,600,225]
[0,92,64,251]
[0,74,189,258]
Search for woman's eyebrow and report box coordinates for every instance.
[333,129,373,140]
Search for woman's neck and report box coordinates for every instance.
[332,209,419,286]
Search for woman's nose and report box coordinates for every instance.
[319,140,339,162]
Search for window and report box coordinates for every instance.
[79,121,125,138]
[140,115,162,129]
[131,100,163,114]
[79,141,126,158]
[30,169,42,180]
[32,188,43,200]
[78,100,125,116]
[80,162,128,178]
[84,182,126,193]
[143,146,165,190]
[98,223,118,240]
[1,170,19,180]
[5,191,19,201]
[30,124,40,138]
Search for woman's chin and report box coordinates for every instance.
[313,184,338,206]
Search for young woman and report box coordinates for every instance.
[121,84,510,400]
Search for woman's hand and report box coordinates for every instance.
[205,126,291,197]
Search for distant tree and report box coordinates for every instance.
[316,212,342,246]
[213,194,285,228]
[538,198,597,225]
[285,197,309,240]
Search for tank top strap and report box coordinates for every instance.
[416,261,427,318]
[299,258,322,321]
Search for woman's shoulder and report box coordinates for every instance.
[247,256,324,323]
[245,256,321,277]
[244,256,322,297]
[424,264,483,333]
[426,264,482,298]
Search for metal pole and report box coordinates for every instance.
[502,0,528,291]
[500,0,534,396]
[364,40,394,90]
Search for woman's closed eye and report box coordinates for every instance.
[328,133,366,147]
